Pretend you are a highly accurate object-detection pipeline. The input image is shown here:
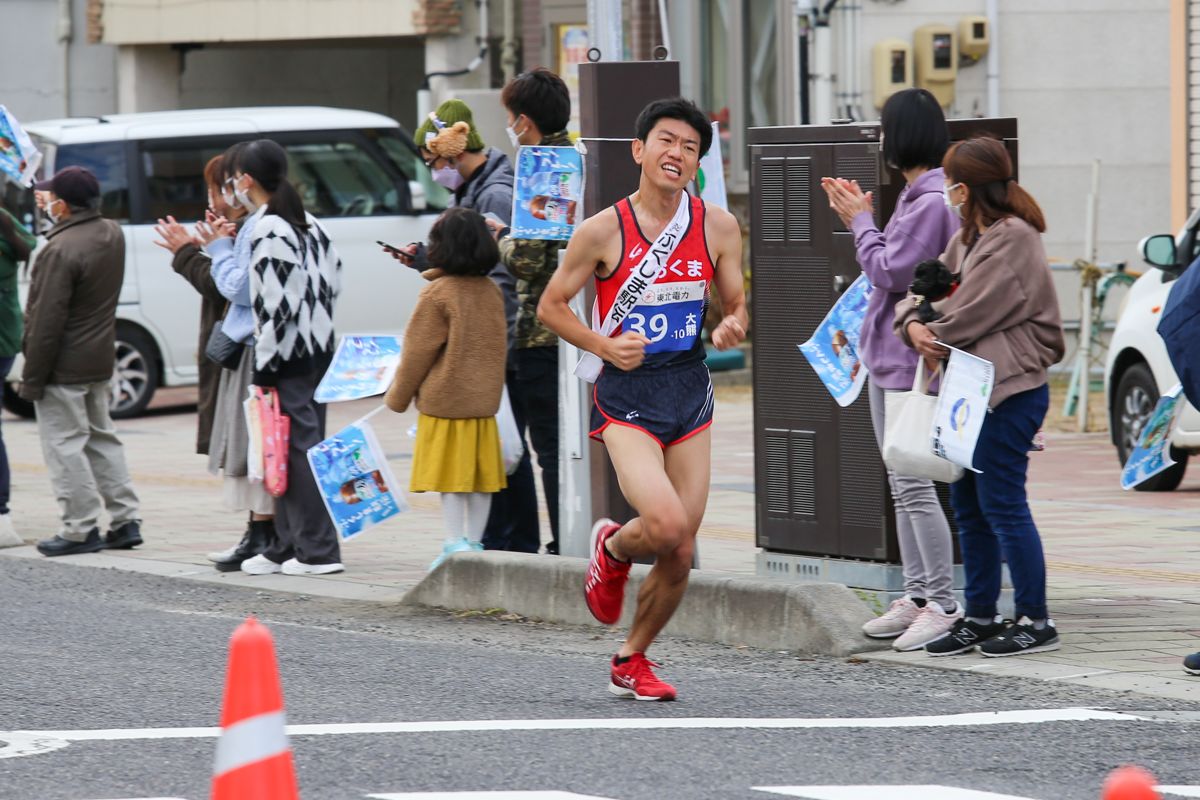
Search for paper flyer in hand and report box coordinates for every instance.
[1121,384,1184,490]
[931,344,995,473]
[308,414,407,542]
[510,145,584,241]
[798,274,872,407]
[0,106,42,187]
[314,335,403,404]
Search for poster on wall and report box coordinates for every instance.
[554,24,590,138]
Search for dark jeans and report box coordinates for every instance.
[482,368,541,553]
[263,362,342,566]
[513,347,559,551]
[0,355,12,514]
[951,384,1050,621]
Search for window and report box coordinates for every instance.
[744,0,780,130]
[140,141,231,223]
[368,128,448,212]
[700,0,732,172]
[283,139,405,218]
[55,142,129,222]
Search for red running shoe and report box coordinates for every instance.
[609,653,677,701]
[584,518,630,625]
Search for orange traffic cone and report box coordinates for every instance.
[211,617,298,800]
[1102,765,1159,800]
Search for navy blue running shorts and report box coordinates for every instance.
[590,360,715,448]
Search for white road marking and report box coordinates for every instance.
[1043,671,1115,681]
[1159,789,1200,798]
[7,707,1147,748]
[753,787,1039,799]
[368,793,615,799]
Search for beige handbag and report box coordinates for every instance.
[882,364,965,483]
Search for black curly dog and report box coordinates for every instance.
[910,259,958,322]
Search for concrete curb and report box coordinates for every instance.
[402,552,886,657]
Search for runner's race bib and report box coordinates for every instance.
[626,279,706,354]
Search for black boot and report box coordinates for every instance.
[213,518,275,572]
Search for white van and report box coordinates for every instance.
[1104,206,1200,490]
[4,106,446,417]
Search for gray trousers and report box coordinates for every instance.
[868,378,955,609]
[262,367,341,566]
[35,382,140,540]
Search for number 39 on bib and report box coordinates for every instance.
[625,279,707,355]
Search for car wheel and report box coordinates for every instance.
[110,325,160,419]
[2,382,34,419]
[1113,361,1188,491]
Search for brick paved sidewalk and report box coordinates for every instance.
[2,387,1200,701]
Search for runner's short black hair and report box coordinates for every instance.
[880,88,950,172]
[427,207,499,277]
[501,68,571,135]
[634,97,712,158]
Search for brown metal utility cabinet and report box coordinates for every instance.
[748,118,1018,605]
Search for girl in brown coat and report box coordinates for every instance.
[386,208,508,569]
[897,135,1066,658]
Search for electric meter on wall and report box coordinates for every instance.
[872,38,913,109]
[959,15,990,61]
[913,24,958,108]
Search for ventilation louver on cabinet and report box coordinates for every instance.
[759,158,785,242]
[757,156,812,244]
[764,429,817,519]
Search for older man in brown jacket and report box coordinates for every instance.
[23,166,142,557]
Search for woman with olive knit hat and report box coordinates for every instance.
[393,98,540,553]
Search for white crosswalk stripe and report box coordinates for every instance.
[753,788,1046,799]
[367,794,615,799]
[1159,789,1200,798]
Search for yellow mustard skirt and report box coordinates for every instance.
[410,413,507,494]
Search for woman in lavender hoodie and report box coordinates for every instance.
[821,88,961,652]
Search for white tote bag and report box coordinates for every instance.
[496,386,525,476]
[882,365,965,484]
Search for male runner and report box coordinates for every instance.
[538,98,747,701]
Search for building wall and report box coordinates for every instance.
[854,1,1171,267]
[100,0,434,45]
[176,40,427,133]
[0,0,117,123]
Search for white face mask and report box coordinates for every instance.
[43,197,61,225]
[505,117,528,149]
[221,180,241,210]
[232,175,256,211]
[943,182,965,219]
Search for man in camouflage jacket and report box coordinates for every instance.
[493,69,574,554]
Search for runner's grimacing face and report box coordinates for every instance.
[634,119,701,190]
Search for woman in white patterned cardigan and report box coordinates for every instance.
[223,138,345,576]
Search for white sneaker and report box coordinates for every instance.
[893,602,965,652]
[239,554,282,575]
[0,513,23,548]
[281,558,345,576]
[862,595,921,639]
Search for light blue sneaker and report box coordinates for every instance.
[467,541,484,552]
[429,537,473,571]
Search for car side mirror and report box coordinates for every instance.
[1141,234,1178,270]
[408,180,427,212]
